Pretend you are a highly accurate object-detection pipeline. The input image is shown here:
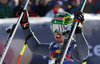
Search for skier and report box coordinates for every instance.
[18,8,89,64]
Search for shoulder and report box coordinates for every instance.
[49,41,60,49]
[49,41,55,48]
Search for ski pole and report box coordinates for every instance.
[0,0,29,64]
[17,44,27,64]
[55,0,87,64]
[16,32,33,64]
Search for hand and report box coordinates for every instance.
[74,12,85,33]
[74,12,84,26]
[16,6,29,29]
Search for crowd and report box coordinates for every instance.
[0,0,100,18]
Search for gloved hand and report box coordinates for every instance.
[74,12,84,25]
[74,12,85,33]
[16,6,30,29]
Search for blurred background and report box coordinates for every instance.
[0,0,100,18]
[0,0,100,64]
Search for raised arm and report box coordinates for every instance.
[70,12,89,63]
[23,28,50,57]
[17,7,50,57]
[71,32,89,63]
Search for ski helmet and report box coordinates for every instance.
[50,12,73,33]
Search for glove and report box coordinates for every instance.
[16,6,29,29]
[74,12,84,25]
[74,12,85,33]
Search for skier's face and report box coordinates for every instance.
[54,31,65,44]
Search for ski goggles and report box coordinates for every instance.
[50,24,71,33]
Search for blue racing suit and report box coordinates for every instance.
[22,27,89,64]
[49,42,81,64]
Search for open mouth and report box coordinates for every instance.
[56,35,61,39]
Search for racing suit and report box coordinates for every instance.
[22,27,89,64]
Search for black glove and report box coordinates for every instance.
[74,12,84,25]
[16,6,29,29]
[74,12,85,33]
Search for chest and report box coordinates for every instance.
[50,43,74,63]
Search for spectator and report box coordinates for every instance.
[45,1,65,17]
[30,0,38,12]
[91,0,100,13]
[14,0,39,17]
[45,7,57,17]
[27,0,39,17]
[83,0,92,13]
[53,1,63,9]
[0,0,14,18]
[63,1,72,13]
[8,0,18,9]
[33,0,50,17]
[91,0,97,5]
[69,0,80,14]
[14,0,26,17]
[27,4,39,17]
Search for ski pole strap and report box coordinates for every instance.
[82,61,87,64]
[25,32,34,44]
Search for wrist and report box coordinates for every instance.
[20,20,30,29]
[21,23,30,29]
[75,27,82,34]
